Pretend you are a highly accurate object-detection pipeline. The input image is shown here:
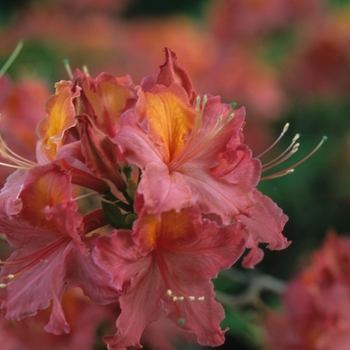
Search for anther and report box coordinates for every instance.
[283,123,290,133]
[202,94,208,106]
[260,124,327,180]
[292,143,299,153]
[166,289,205,303]
[0,283,7,288]
[292,133,300,142]
[227,113,235,122]
[256,123,291,159]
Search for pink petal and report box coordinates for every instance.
[210,144,261,187]
[156,47,197,103]
[44,290,70,335]
[238,190,289,268]
[241,245,264,268]
[0,169,25,217]
[0,242,70,324]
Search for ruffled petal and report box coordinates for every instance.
[238,190,290,268]
[36,80,80,163]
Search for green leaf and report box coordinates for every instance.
[101,201,131,229]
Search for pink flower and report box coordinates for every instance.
[265,231,350,350]
[0,163,117,334]
[0,288,116,350]
[116,49,261,224]
[115,49,289,267]
[34,69,137,196]
[93,205,246,349]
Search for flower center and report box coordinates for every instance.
[169,95,235,172]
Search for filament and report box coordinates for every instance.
[261,136,327,180]
[0,133,37,169]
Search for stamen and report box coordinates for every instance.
[262,139,299,172]
[170,95,234,171]
[0,237,69,288]
[62,59,73,80]
[156,252,204,326]
[82,65,90,77]
[0,133,37,169]
[261,136,327,180]
[74,191,99,202]
[166,288,204,302]
[256,123,290,159]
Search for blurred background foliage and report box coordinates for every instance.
[0,0,350,349]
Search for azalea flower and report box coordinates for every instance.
[93,204,246,349]
[116,48,261,224]
[0,46,313,349]
[265,231,350,350]
[286,10,350,99]
[115,48,290,267]
[0,164,117,334]
[0,287,116,350]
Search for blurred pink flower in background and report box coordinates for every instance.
[285,6,350,99]
[0,76,50,187]
[207,0,323,41]
[265,231,350,350]
[0,288,115,350]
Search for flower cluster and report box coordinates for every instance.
[0,48,290,349]
[265,231,350,350]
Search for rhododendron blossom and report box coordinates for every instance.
[0,164,117,333]
[93,205,246,349]
[0,47,297,349]
[116,49,261,223]
[265,232,350,350]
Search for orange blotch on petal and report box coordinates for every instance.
[36,81,80,161]
[138,209,195,251]
[141,89,195,164]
